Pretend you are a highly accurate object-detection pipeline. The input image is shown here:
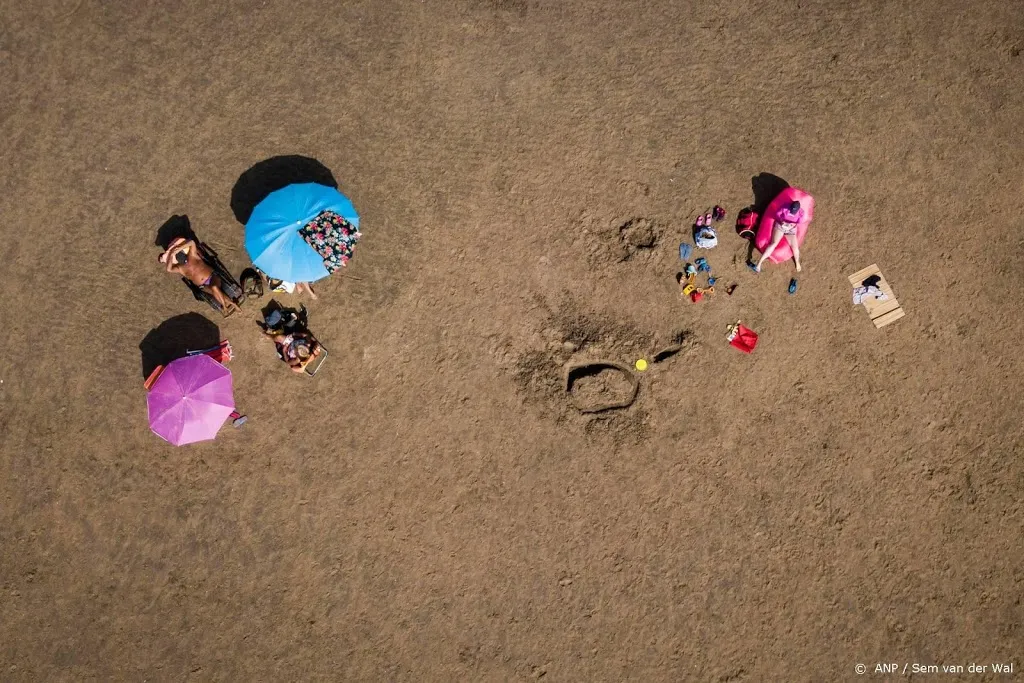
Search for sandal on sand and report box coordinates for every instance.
[695,214,705,227]
[788,278,798,294]
[747,261,759,274]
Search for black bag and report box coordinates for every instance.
[240,268,264,298]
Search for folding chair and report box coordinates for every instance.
[298,334,328,377]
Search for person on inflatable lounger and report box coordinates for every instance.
[754,200,804,272]
[159,237,242,316]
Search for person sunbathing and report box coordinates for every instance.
[266,329,321,373]
[159,238,241,316]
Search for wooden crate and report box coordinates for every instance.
[848,264,904,328]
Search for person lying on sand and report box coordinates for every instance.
[755,200,804,272]
[159,238,242,316]
[265,329,321,373]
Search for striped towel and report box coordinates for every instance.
[188,340,233,363]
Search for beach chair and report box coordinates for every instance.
[186,340,234,364]
[298,335,328,376]
[182,241,246,314]
[143,364,166,391]
[273,329,327,376]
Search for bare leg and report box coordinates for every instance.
[209,284,241,316]
[755,227,786,271]
[298,282,318,299]
[785,234,802,272]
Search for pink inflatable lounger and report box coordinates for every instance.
[755,187,815,264]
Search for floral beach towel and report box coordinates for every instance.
[299,211,362,274]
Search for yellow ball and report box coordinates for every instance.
[635,359,648,371]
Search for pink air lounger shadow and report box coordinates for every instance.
[755,187,815,264]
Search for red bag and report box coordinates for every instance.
[736,207,758,240]
[727,323,758,353]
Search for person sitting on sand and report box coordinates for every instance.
[755,200,804,272]
[159,237,242,316]
[265,329,321,373]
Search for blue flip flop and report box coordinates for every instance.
[747,262,759,274]
[788,278,798,294]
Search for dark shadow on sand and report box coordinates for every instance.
[139,313,221,379]
[230,155,339,225]
[751,172,789,216]
[154,214,197,251]
[745,173,790,263]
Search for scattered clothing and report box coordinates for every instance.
[852,285,888,305]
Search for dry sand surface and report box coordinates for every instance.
[2,0,1023,680]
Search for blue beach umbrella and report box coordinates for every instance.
[244,183,360,283]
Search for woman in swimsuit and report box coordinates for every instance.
[159,238,242,316]
[754,200,804,273]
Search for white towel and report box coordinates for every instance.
[271,280,297,294]
[852,286,888,305]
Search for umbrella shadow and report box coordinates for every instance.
[230,155,339,225]
[154,214,198,250]
[139,313,221,379]
[751,172,790,215]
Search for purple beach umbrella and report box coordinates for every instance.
[147,354,235,446]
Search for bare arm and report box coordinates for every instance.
[164,239,196,270]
